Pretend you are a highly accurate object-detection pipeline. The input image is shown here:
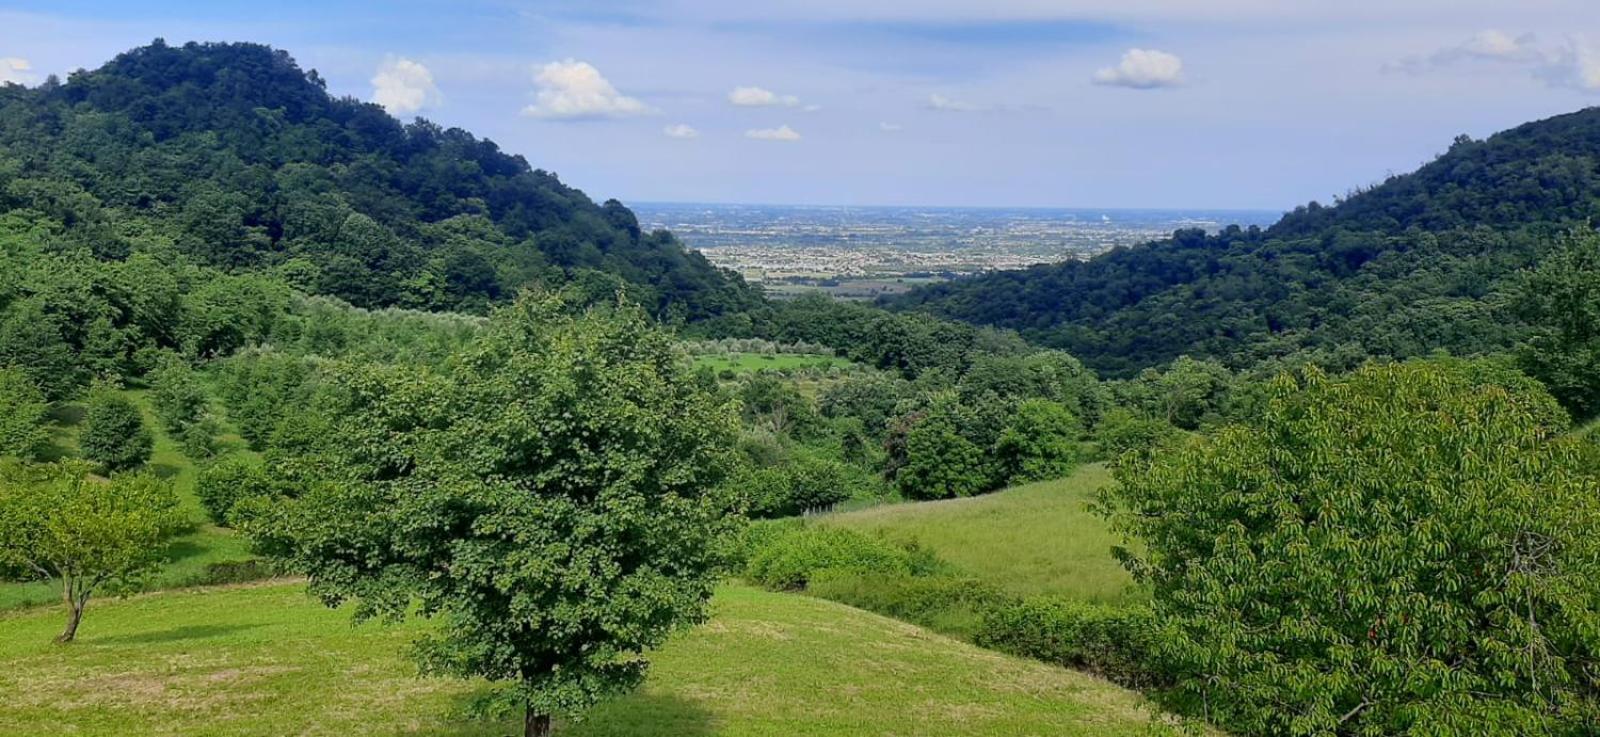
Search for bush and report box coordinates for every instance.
[79,385,152,472]
[195,457,277,525]
[745,524,931,590]
[741,453,884,518]
[191,559,279,586]
[976,597,1165,689]
[0,367,49,459]
[808,571,1006,639]
[148,355,209,433]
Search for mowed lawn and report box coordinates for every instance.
[0,583,1166,737]
[820,464,1137,603]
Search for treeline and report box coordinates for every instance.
[0,40,758,320]
[888,107,1600,378]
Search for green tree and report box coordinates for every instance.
[895,394,989,500]
[1514,229,1600,420]
[253,294,739,737]
[993,399,1080,484]
[148,354,209,433]
[78,384,152,472]
[1102,360,1600,735]
[0,460,183,642]
[0,367,49,459]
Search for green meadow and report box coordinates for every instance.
[0,583,1168,737]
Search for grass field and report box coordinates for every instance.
[819,465,1137,604]
[0,389,257,611]
[692,353,852,374]
[0,582,1171,737]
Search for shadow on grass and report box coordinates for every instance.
[425,692,717,737]
[93,623,263,646]
[161,538,211,564]
[150,462,182,479]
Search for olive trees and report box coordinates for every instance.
[0,461,183,642]
[1102,360,1600,735]
[254,294,739,737]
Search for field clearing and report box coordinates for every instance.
[820,465,1137,604]
[0,582,1169,737]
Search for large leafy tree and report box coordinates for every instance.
[0,460,183,643]
[254,293,739,737]
[78,384,152,472]
[1103,359,1600,735]
[1514,228,1600,421]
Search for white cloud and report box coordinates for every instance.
[1538,38,1600,93]
[1385,30,1540,73]
[370,57,440,115]
[745,124,801,141]
[925,93,979,112]
[0,57,34,86]
[879,121,903,132]
[663,123,700,139]
[522,59,655,120]
[729,86,801,107]
[1093,49,1186,89]
[802,103,823,112]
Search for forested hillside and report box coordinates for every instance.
[0,40,758,319]
[887,108,1600,377]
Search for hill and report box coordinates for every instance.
[0,583,1169,736]
[819,465,1134,603]
[885,108,1600,377]
[0,40,758,319]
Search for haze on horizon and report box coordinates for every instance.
[2,0,1598,211]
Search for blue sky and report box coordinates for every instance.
[1,1,1597,210]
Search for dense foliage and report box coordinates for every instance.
[252,294,741,736]
[78,383,152,472]
[1102,360,1600,735]
[888,109,1600,377]
[0,40,757,320]
[1514,229,1600,420]
[0,460,183,642]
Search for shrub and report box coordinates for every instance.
[993,398,1080,484]
[741,453,884,518]
[745,524,925,590]
[976,597,1165,689]
[0,367,49,459]
[808,571,1006,639]
[148,355,209,433]
[195,456,277,526]
[79,384,152,472]
[192,559,279,586]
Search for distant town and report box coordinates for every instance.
[635,202,1282,298]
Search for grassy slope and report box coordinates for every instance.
[0,583,1165,737]
[0,390,256,610]
[819,464,1136,604]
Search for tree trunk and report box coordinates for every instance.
[56,598,84,644]
[524,711,551,737]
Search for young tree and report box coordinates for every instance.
[1513,228,1600,420]
[0,367,49,459]
[148,354,209,433]
[1102,360,1600,735]
[993,398,1080,485]
[894,393,990,500]
[79,384,153,472]
[253,294,739,736]
[0,460,183,642]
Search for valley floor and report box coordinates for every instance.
[0,582,1165,737]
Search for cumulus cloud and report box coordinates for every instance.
[1537,38,1600,93]
[0,57,34,86]
[879,121,903,132]
[522,60,654,120]
[745,124,801,141]
[663,123,700,139]
[925,93,979,112]
[1093,48,1185,89]
[370,57,440,115]
[1385,30,1540,73]
[729,86,801,107]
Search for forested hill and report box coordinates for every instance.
[885,107,1600,377]
[0,40,758,318]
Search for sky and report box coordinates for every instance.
[1,1,1598,211]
